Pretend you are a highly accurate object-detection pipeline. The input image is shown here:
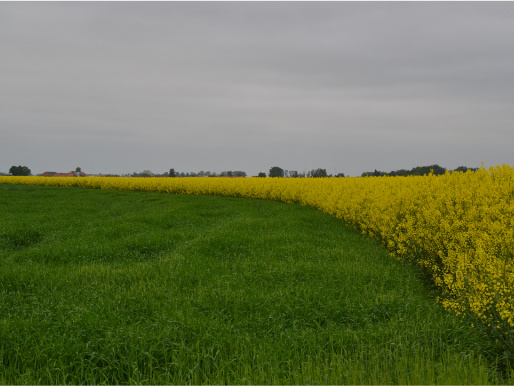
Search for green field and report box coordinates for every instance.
[0,184,511,384]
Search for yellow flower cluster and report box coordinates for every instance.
[2,165,513,333]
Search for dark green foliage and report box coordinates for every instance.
[410,164,446,176]
[269,166,284,177]
[310,168,328,178]
[453,166,479,173]
[388,168,411,177]
[218,171,246,177]
[257,172,266,177]
[9,165,31,176]
[362,169,388,177]
[362,164,459,177]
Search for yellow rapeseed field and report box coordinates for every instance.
[2,165,513,336]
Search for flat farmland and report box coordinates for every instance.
[0,184,510,384]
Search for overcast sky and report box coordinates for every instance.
[1,2,514,176]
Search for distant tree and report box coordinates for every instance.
[258,172,266,177]
[289,171,299,178]
[361,169,386,177]
[233,171,247,177]
[453,166,478,173]
[335,172,345,178]
[9,165,31,176]
[141,170,153,177]
[310,168,328,178]
[169,168,176,177]
[388,169,410,177]
[410,164,446,176]
[75,167,81,173]
[269,166,284,178]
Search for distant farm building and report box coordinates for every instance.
[41,171,86,177]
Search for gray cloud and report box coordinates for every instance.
[1,2,514,176]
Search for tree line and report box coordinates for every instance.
[126,169,248,178]
[263,166,345,178]
[360,165,478,177]
[4,164,480,178]
[143,167,344,178]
